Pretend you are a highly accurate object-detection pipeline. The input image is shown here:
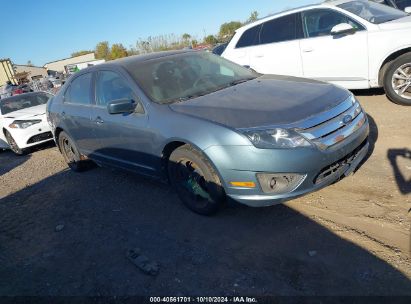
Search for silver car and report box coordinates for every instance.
[47,51,369,215]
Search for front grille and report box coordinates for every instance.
[27,132,53,144]
[314,140,368,185]
[297,96,366,150]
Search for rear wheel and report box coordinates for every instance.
[384,53,411,106]
[58,131,91,172]
[4,130,26,155]
[168,145,225,215]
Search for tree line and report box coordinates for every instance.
[71,11,259,61]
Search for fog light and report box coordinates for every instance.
[256,173,306,194]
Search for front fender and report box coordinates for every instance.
[373,44,411,85]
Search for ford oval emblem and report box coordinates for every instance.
[343,115,353,125]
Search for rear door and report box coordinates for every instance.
[249,13,304,77]
[61,72,96,153]
[223,24,262,67]
[90,69,155,176]
[299,8,369,88]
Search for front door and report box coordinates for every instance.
[90,70,155,177]
[299,9,369,89]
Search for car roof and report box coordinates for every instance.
[323,0,358,6]
[81,50,196,72]
[236,0,356,32]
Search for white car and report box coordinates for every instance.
[0,92,54,155]
[222,0,411,105]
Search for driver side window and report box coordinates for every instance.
[302,9,364,38]
[95,71,135,106]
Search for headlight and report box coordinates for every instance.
[349,94,363,117]
[349,94,358,105]
[242,128,311,149]
[9,119,42,129]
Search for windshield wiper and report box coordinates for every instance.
[229,77,255,87]
[168,92,209,104]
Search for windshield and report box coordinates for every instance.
[338,0,407,24]
[0,93,51,115]
[127,51,258,104]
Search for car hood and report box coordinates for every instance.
[169,75,350,129]
[2,104,46,120]
[378,16,411,30]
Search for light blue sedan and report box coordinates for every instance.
[47,51,369,215]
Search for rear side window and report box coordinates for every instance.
[260,13,303,45]
[236,24,262,48]
[65,73,92,105]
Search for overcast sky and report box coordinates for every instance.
[0,0,317,66]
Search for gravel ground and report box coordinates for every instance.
[0,92,410,296]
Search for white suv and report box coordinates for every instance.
[222,0,411,105]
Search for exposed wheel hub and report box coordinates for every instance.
[177,160,211,202]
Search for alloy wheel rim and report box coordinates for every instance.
[6,133,19,153]
[391,63,411,100]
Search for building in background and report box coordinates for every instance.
[0,59,17,86]
[65,59,105,75]
[14,65,48,81]
[44,53,96,74]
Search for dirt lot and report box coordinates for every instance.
[0,91,410,296]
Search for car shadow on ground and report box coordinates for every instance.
[0,161,410,296]
[352,88,386,97]
[387,148,411,196]
[353,114,378,174]
[30,141,56,153]
[0,150,30,177]
[0,142,55,177]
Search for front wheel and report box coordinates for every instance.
[384,53,411,106]
[168,145,225,216]
[4,130,26,155]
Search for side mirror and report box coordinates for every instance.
[107,99,137,114]
[331,23,356,36]
[405,7,411,14]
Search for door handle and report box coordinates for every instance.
[254,54,264,58]
[95,117,104,125]
[302,48,314,53]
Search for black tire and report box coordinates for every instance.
[168,145,225,216]
[383,53,411,106]
[58,131,91,172]
[4,130,26,155]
